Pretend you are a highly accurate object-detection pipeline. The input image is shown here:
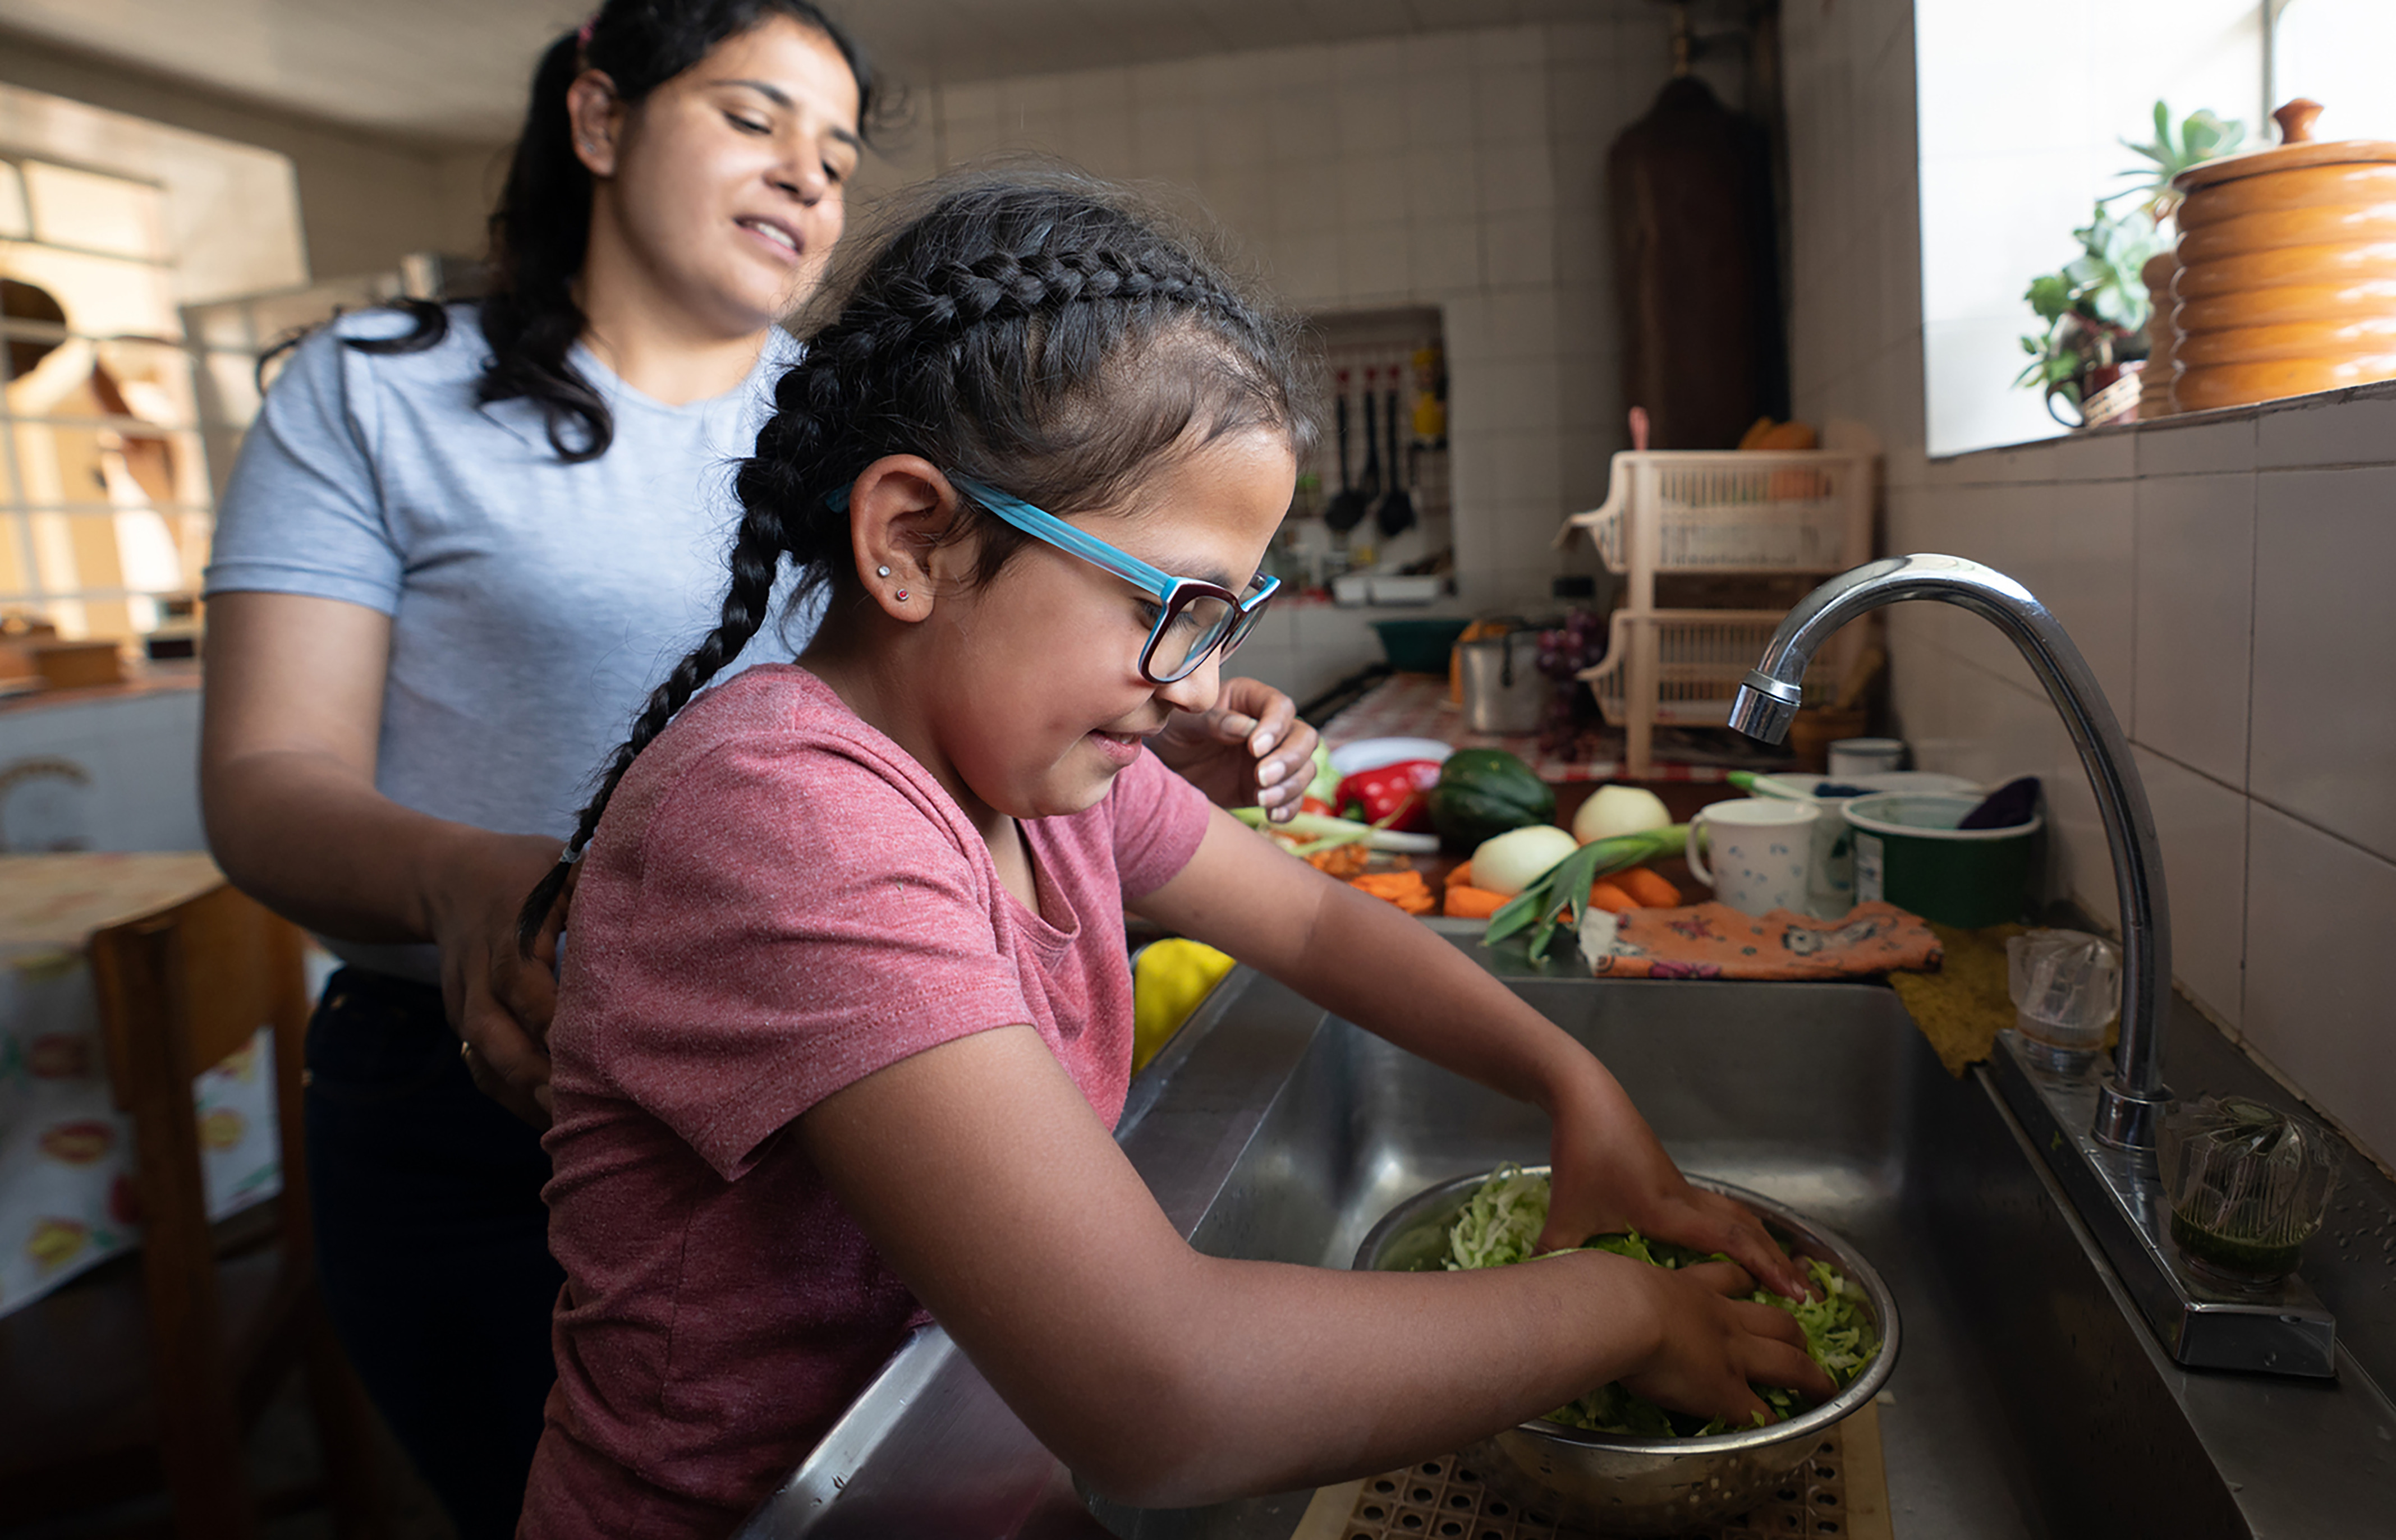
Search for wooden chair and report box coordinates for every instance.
[0,882,382,1537]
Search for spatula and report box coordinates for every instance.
[1375,387,1416,537]
[1324,370,1369,533]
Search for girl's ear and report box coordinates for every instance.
[566,70,626,178]
[847,456,956,622]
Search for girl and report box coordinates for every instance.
[522,173,1828,1538]
[199,4,1311,1532]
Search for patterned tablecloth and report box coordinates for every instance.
[1320,673,1744,784]
[0,853,282,1317]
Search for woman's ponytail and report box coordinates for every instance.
[479,26,612,461]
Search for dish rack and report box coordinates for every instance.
[1577,610,1842,729]
[1558,450,1871,573]
[1558,449,1875,775]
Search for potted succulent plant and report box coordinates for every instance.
[2016,103,2245,428]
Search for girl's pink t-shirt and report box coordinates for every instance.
[521,665,1210,1538]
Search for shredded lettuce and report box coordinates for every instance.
[1442,1164,1879,1437]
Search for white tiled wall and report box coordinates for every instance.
[844,11,1690,699]
[1784,0,2396,1167]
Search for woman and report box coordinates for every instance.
[198,5,1316,1533]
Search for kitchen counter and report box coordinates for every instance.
[1321,672,1762,784]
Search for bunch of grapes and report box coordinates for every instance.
[1535,608,1606,681]
[1534,609,1610,755]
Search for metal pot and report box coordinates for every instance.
[1457,633,1545,734]
[1351,1169,1900,1536]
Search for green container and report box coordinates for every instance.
[1841,792,2040,928]
[1371,617,1472,674]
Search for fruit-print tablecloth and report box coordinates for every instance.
[0,853,282,1317]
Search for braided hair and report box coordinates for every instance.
[518,169,1314,939]
[345,0,889,461]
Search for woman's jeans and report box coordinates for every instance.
[304,967,563,1540]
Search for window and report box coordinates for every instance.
[2,154,210,642]
[1915,0,2396,458]
[2269,0,2396,143]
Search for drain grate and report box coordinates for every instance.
[1313,1402,1887,1540]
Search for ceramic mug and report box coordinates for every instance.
[1684,798,1819,917]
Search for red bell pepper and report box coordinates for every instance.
[1334,759,1442,833]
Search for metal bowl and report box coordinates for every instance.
[1351,1167,1900,1536]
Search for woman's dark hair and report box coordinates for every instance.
[351,0,885,461]
[518,169,1316,939]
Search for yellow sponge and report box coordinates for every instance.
[1132,939,1238,1072]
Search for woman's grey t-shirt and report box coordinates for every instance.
[205,305,810,981]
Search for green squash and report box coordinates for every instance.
[1427,748,1555,849]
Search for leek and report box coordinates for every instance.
[1481,824,1688,960]
[1231,806,1440,856]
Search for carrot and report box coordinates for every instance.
[1443,861,1476,889]
[1305,843,1370,879]
[1349,869,1434,916]
[1443,884,1509,919]
[1587,880,1638,914]
[1617,866,1681,908]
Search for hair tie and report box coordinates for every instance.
[576,15,595,50]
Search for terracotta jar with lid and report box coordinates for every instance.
[2172,99,2396,411]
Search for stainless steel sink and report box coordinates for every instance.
[737,924,2396,1539]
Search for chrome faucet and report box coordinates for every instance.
[1728,554,2172,1151]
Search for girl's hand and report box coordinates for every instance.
[1151,677,1320,820]
[1539,1074,1814,1300]
[428,831,573,1128]
[1620,1259,1835,1426]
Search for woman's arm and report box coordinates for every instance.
[799,1024,1826,1507]
[1132,808,1814,1299]
[200,591,565,1119]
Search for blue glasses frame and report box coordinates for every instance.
[831,474,1280,684]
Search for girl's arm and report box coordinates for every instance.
[799,1023,1827,1507]
[1133,807,1814,1299]
[200,591,565,1119]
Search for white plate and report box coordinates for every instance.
[1328,736,1454,776]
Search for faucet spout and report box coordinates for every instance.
[1732,554,2173,1150]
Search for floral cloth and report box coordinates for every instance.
[1577,900,1943,980]
[0,854,281,1317]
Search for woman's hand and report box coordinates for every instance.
[1619,1258,1835,1426]
[1539,1072,1814,1300]
[429,831,574,1128]
[1151,677,1319,821]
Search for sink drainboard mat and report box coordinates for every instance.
[1295,1401,1889,1540]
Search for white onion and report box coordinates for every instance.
[1572,784,1671,845]
[1470,825,1581,898]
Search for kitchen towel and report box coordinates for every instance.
[1578,900,1941,982]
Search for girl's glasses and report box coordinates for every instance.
[830,475,1279,685]
[949,477,1278,684]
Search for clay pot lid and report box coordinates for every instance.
[2176,100,2396,190]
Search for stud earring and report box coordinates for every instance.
[876,565,891,577]
[895,590,910,602]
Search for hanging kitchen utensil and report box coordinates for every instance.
[1324,370,1369,533]
[1354,370,1384,508]
[1375,387,1416,537]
